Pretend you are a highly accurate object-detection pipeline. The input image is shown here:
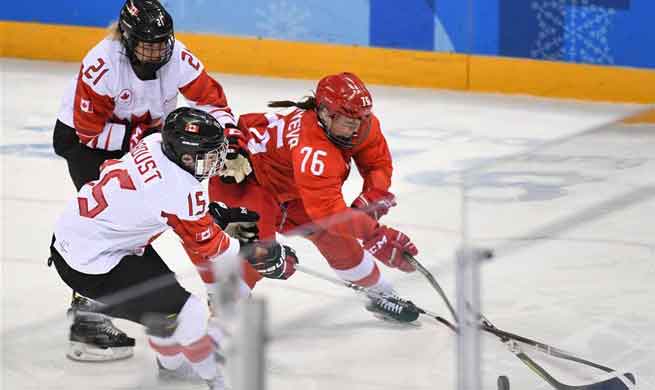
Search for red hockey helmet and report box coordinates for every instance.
[315,72,373,148]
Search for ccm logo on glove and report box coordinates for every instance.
[363,225,417,273]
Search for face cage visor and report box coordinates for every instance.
[132,34,174,66]
[323,110,372,149]
[183,141,227,181]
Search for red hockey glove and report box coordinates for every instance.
[351,188,397,220]
[219,125,252,183]
[363,225,417,272]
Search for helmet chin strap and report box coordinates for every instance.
[317,108,355,149]
[316,108,330,130]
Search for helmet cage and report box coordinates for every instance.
[189,143,227,181]
[165,136,227,181]
[318,103,372,149]
[130,35,174,65]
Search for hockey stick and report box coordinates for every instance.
[407,251,461,322]
[436,315,635,390]
[404,254,636,390]
[295,264,635,390]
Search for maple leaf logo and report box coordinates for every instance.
[118,89,133,105]
[185,123,200,133]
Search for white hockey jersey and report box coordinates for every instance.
[57,37,235,152]
[53,134,239,282]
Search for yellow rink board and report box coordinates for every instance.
[622,108,655,124]
[2,21,654,103]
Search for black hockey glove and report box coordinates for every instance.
[208,202,260,243]
[241,242,298,280]
[120,118,162,152]
[219,124,252,184]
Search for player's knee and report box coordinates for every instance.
[310,232,364,269]
[144,295,208,345]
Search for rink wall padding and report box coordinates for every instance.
[622,108,655,124]
[2,21,654,104]
[468,56,655,105]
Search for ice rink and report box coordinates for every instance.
[1,58,654,390]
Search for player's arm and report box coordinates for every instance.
[214,113,269,184]
[175,45,236,128]
[207,203,297,280]
[72,56,128,151]
[353,116,393,191]
[350,116,396,220]
[293,140,417,273]
[162,210,239,283]
[237,113,270,132]
[296,172,417,272]
[164,204,296,288]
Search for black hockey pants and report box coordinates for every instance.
[49,237,191,325]
[52,119,124,190]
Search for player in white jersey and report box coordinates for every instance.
[49,107,298,389]
[51,0,239,360]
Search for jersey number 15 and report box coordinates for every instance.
[78,169,136,218]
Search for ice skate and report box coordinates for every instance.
[156,357,204,382]
[205,369,226,390]
[67,295,135,361]
[366,293,420,324]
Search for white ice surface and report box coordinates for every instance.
[1,58,653,390]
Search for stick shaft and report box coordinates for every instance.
[405,255,626,378]
[297,262,628,384]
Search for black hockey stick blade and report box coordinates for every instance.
[297,263,636,390]
[582,374,635,390]
[422,312,637,390]
[405,254,632,381]
[515,351,635,390]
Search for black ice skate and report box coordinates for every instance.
[67,295,135,361]
[366,294,420,323]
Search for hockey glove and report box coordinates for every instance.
[241,242,298,280]
[363,225,418,272]
[351,188,397,220]
[219,124,252,184]
[208,202,260,243]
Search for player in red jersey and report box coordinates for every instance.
[210,72,420,322]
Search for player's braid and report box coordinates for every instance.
[268,97,316,110]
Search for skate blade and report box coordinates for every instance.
[158,370,205,383]
[370,312,422,328]
[157,364,204,382]
[67,341,134,362]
